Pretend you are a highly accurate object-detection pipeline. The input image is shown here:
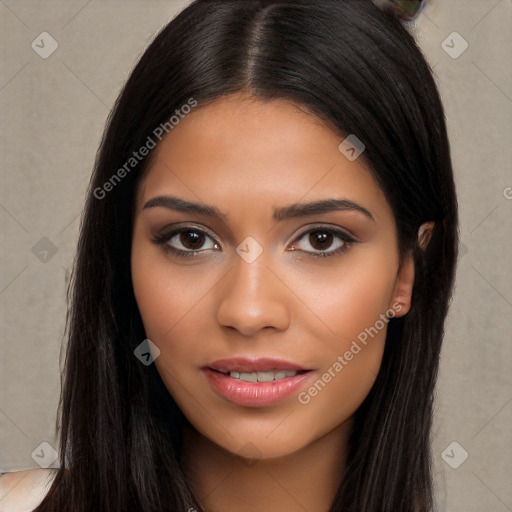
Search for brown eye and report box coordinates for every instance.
[291,227,355,257]
[308,231,334,251]
[152,226,220,257]
[180,230,206,250]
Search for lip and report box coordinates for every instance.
[203,357,314,407]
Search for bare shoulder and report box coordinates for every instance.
[0,468,57,512]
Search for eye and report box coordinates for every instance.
[152,224,356,259]
[152,226,220,257]
[290,227,355,257]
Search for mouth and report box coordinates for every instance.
[202,357,314,407]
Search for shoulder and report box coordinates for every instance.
[0,469,57,512]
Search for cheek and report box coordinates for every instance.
[131,240,223,391]
[131,238,219,343]
[287,252,397,344]
[286,256,397,408]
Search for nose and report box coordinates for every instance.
[215,253,291,336]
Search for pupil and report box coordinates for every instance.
[310,231,332,250]
[181,230,204,249]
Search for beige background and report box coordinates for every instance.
[1,1,511,510]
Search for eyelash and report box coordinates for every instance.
[151,225,356,259]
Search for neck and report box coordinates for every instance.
[181,418,353,512]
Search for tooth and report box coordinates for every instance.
[239,372,258,382]
[228,370,300,381]
[257,371,275,382]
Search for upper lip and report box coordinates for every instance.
[206,357,311,373]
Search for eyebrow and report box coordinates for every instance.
[142,195,375,222]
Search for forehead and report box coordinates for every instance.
[135,93,392,224]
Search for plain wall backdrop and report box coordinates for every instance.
[1,1,511,510]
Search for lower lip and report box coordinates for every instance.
[203,368,313,407]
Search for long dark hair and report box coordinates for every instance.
[36,1,458,510]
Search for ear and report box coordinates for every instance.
[418,221,435,251]
[389,222,434,317]
[389,251,415,317]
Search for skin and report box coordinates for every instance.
[131,92,423,512]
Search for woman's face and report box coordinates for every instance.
[131,93,414,460]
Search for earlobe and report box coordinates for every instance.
[390,253,415,317]
[418,221,435,250]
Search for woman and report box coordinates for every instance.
[0,0,458,510]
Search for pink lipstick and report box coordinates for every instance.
[203,357,314,407]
